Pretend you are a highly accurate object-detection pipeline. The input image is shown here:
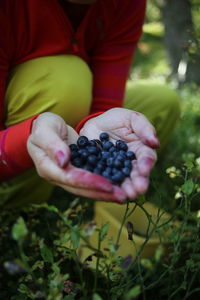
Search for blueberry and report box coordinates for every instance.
[111,167,119,175]
[102,170,111,180]
[87,146,99,155]
[92,139,102,147]
[96,162,105,171]
[99,132,109,141]
[69,144,78,151]
[126,151,136,160]
[101,151,111,161]
[106,157,114,167]
[116,140,128,151]
[77,136,89,148]
[112,151,118,157]
[103,141,114,151]
[78,149,89,160]
[109,146,116,153]
[116,155,125,162]
[122,167,132,177]
[105,167,112,175]
[93,168,102,175]
[72,157,83,168]
[124,160,132,168]
[88,140,97,147]
[118,150,127,159]
[114,159,124,169]
[83,164,94,172]
[87,155,98,166]
[71,150,79,160]
[111,171,125,184]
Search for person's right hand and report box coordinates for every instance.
[27,112,125,203]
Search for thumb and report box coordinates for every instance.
[29,122,71,168]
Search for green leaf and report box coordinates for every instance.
[70,230,80,249]
[92,293,103,300]
[40,243,54,264]
[99,223,109,241]
[184,161,194,169]
[12,217,28,242]
[181,180,195,195]
[124,285,141,300]
[18,284,34,299]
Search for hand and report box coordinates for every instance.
[80,108,160,199]
[27,112,125,203]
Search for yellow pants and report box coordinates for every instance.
[0,55,180,207]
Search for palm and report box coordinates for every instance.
[80,108,159,199]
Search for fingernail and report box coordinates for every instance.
[146,133,160,148]
[56,150,67,168]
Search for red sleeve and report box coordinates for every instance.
[89,0,146,113]
[0,4,38,182]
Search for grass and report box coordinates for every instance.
[0,25,200,300]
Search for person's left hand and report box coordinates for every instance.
[79,107,160,200]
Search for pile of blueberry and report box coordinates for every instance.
[69,132,136,185]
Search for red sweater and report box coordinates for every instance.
[0,0,146,182]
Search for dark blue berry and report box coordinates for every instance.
[112,151,118,157]
[126,151,136,160]
[101,151,111,161]
[93,168,102,175]
[96,162,105,171]
[88,155,98,166]
[71,150,79,160]
[116,154,125,162]
[109,146,116,153]
[124,160,132,168]
[88,140,97,146]
[72,157,83,167]
[83,164,94,172]
[99,132,109,141]
[87,146,99,155]
[105,167,112,175]
[92,139,102,147]
[78,149,89,160]
[114,159,124,169]
[69,144,78,151]
[102,170,111,180]
[111,171,125,184]
[106,157,114,167]
[103,141,114,150]
[77,136,89,148]
[122,167,132,177]
[118,150,127,159]
[116,140,128,151]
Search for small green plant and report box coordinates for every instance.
[0,154,199,299]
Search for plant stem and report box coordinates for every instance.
[114,200,130,249]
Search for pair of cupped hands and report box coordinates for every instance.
[27,108,160,204]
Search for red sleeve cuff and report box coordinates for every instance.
[76,112,104,133]
[4,115,40,170]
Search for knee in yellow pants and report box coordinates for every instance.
[124,80,181,152]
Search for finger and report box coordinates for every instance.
[128,141,157,176]
[57,183,126,204]
[121,161,149,198]
[130,165,149,194]
[29,143,114,193]
[62,164,115,192]
[130,111,160,148]
[121,177,137,199]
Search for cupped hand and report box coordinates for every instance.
[79,108,160,200]
[27,112,125,203]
